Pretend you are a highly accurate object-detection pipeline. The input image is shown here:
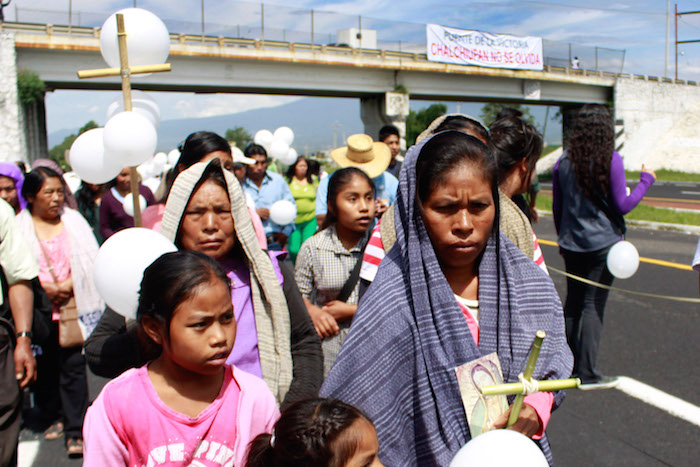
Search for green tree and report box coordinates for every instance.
[479,103,535,127]
[405,103,448,146]
[225,126,252,148]
[17,69,45,105]
[48,120,98,171]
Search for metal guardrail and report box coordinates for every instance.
[3,20,697,87]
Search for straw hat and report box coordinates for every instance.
[330,134,391,179]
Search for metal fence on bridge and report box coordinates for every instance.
[9,0,626,75]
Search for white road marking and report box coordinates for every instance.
[680,191,700,195]
[17,440,40,467]
[616,376,700,427]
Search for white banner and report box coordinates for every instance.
[426,24,543,71]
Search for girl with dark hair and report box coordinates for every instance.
[286,156,319,263]
[83,251,279,466]
[489,116,547,271]
[553,104,655,387]
[16,167,104,457]
[246,398,382,467]
[295,168,376,376]
[99,166,156,240]
[321,131,572,465]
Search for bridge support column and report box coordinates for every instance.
[0,32,29,162]
[360,92,409,150]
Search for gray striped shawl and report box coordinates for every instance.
[321,136,572,466]
[160,160,292,404]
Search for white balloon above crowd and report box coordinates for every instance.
[254,126,298,165]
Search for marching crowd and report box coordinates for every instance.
[0,104,659,466]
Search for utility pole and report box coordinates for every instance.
[665,0,670,77]
[675,4,700,80]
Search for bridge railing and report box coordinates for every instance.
[5,1,693,85]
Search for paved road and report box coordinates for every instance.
[17,218,700,466]
[541,180,700,211]
[535,217,700,466]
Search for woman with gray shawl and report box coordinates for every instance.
[321,131,572,465]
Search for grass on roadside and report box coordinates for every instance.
[535,194,700,226]
[625,169,700,183]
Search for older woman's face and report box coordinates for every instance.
[421,163,494,273]
[179,180,235,260]
[0,175,19,211]
[30,177,65,221]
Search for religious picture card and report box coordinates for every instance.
[455,352,509,437]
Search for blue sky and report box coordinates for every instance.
[9,0,700,138]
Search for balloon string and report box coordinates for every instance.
[548,266,700,304]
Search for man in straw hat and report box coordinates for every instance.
[315,134,398,227]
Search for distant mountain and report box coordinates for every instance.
[48,97,562,153]
[49,97,364,154]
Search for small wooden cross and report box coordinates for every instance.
[77,13,171,226]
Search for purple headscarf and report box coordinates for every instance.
[31,158,78,210]
[0,162,27,210]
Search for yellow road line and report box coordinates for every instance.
[539,191,699,205]
[537,239,694,271]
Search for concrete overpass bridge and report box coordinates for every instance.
[2,21,700,170]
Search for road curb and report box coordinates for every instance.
[538,211,700,235]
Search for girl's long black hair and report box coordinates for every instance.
[568,104,615,199]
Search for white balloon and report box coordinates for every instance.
[99,8,170,69]
[269,140,290,161]
[450,430,548,467]
[106,90,161,129]
[93,228,177,320]
[273,126,295,146]
[606,240,640,279]
[68,128,123,184]
[136,161,154,180]
[269,200,297,226]
[167,149,181,166]
[278,147,297,166]
[104,111,158,167]
[153,152,168,170]
[122,193,147,217]
[254,129,274,148]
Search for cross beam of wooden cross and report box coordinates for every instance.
[77,13,171,226]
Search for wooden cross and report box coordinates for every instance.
[77,13,171,226]
[480,330,581,427]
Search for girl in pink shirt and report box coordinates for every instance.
[83,251,279,466]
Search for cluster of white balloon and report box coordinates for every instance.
[68,8,168,197]
[254,126,298,166]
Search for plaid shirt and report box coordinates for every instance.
[294,225,364,376]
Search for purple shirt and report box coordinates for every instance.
[99,185,156,240]
[224,252,285,378]
[553,151,655,232]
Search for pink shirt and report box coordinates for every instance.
[83,365,279,467]
[456,301,553,439]
[37,228,71,319]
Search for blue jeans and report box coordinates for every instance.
[561,245,614,383]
